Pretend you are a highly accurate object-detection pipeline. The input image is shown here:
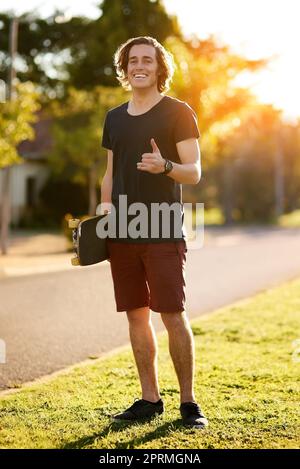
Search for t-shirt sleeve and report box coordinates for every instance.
[101,112,112,150]
[173,103,201,143]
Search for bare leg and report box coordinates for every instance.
[160,311,196,403]
[126,306,161,402]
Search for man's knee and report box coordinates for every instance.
[160,310,187,329]
[126,306,151,326]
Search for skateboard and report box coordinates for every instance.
[68,214,109,266]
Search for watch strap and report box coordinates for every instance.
[163,158,173,175]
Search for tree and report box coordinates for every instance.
[164,34,273,216]
[0,81,41,253]
[216,105,285,223]
[0,1,181,97]
[47,85,127,215]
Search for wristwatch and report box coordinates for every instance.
[162,158,173,175]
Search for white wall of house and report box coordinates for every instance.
[0,162,49,224]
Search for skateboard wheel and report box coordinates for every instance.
[69,218,80,228]
[71,256,80,266]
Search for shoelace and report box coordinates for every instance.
[129,399,149,411]
[130,398,160,411]
[182,402,203,416]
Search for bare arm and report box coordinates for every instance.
[100,149,113,214]
[137,137,201,185]
[166,138,201,185]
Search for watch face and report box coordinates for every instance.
[163,159,172,174]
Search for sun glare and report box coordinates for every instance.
[163,0,300,121]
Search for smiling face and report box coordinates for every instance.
[127,44,160,91]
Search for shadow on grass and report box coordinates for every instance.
[61,417,190,449]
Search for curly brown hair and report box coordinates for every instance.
[113,36,175,93]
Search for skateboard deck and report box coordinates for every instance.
[69,215,109,266]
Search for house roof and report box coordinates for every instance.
[18,112,53,161]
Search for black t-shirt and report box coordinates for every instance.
[101,94,200,243]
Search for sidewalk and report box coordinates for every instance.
[0,225,294,278]
[0,226,226,278]
[0,230,74,278]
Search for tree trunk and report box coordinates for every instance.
[1,18,19,255]
[223,162,234,225]
[0,167,11,255]
[274,132,284,218]
[88,164,98,216]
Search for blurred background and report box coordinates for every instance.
[0,0,300,264]
[1,0,300,392]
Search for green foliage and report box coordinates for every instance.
[278,209,300,227]
[0,81,40,168]
[47,85,126,187]
[0,1,181,94]
[212,106,300,222]
[2,4,300,223]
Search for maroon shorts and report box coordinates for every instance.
[107,239,187,313]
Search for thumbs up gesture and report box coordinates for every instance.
[137,138,165,174]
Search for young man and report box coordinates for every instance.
[101,36,208,429]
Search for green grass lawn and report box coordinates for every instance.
[0,278,300,449]
[200,207,300,228]
[277,209,300,228]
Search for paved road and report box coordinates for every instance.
[1,226,300,390]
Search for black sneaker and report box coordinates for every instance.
[111,398,164,422]
[180,402,208,428]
